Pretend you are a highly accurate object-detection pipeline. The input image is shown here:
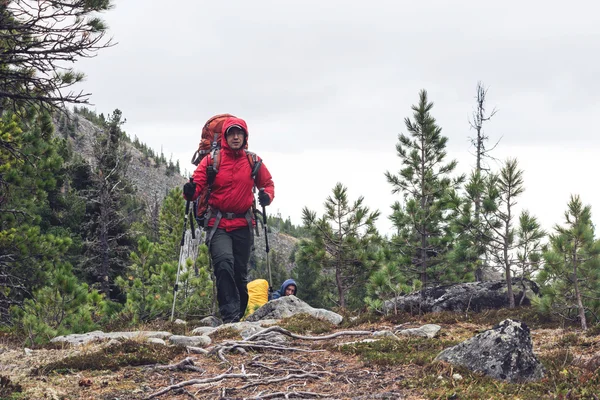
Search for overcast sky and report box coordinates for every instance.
[71,0,600,237]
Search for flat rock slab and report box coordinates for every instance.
[50,331,173,346]
[191,326,217,336]
[168,335,211,347]
[396,324,441,338]
[146,338,167,346]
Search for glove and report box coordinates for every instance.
[258,190,271,207]
[183,181,196,200]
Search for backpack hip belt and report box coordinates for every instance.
[205,207,256,249]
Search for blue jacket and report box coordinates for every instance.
[271,279,297,300]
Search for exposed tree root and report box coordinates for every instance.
[186,346,209,355]
[238,372,323,390]
[236,390,335,399]
[145,372,258,399]
[244,326,373,342]
[149,326,378,398]
[208,339,326,363]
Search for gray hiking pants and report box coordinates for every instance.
[209,227,252,323]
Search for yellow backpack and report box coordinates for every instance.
[244,278,269,318]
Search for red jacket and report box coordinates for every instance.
[190,117,275,232]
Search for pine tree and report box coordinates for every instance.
[537,195,600,330]
[447,171,488,282]
[0,0,113,111]
[157,188,186,265]
[301,183,380,309]
[365,246,409,315]
[292,241,332,309]
[385,89,464,292]
[12,262,106,345]
[115,236,162,322]
[514,211,545,305]
[481,158,524,308]
[0,109,78,322]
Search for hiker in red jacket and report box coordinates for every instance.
[183,116,275,323]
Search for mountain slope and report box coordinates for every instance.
[54,110,187,204]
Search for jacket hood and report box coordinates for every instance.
[221,117,249,151]
[279,279,297,295]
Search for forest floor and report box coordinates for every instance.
[1,307,600,400]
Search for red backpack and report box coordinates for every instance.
[191,114,262,228]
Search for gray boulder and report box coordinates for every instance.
[168,335,211,347]
[396,324,441,339]
[245,295,343,325]
[435,319,545,382]
[198,316,222,327]
[384,278,539,314]
[191,326,217,336]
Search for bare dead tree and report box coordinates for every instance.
[81,109,135,297]
[0,0,115,112]
[468,81,500,282]
[469,81,500,175]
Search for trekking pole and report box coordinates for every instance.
[259,188,272,297]
[170,195,191,322]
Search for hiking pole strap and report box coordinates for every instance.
[189,204,195,240]
[181,200,190,246]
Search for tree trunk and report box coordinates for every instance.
[419,134,428,314]
[336,214,345,309]
[505,193,515,308]
[336,264,345,309]
[572,246,588,330]
[420,132,428,289]
[420,237,427,288]
[473,82,493,282]
[99,185,111,298]
[474,106,483,281]
[504,246,514,308]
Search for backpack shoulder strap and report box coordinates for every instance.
[245,150,262,181]
[206,148,221,186]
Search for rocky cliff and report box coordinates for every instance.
[55,111,186,204]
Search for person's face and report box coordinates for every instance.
[226,127,245,150]
[284,285,296,296]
